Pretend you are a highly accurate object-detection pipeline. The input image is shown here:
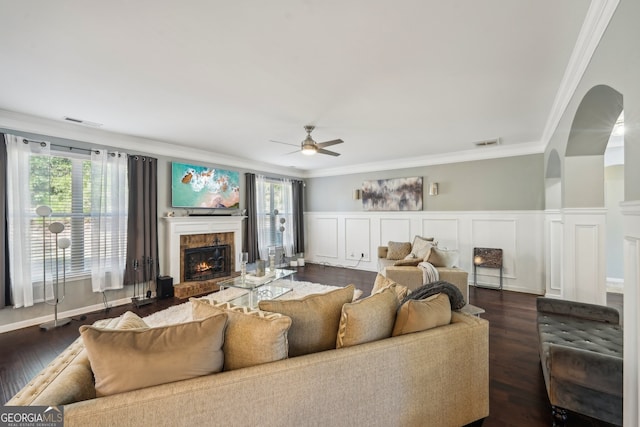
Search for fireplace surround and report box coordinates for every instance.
[163,216,245,297]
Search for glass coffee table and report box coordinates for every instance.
[218,268,295,308]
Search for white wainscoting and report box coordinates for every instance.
[622,201,640,427]
[561,208,607,305]
[304,210,545,295]
[544,210,563,297]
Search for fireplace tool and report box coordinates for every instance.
[132,257,155,307]
[39,211,72,330]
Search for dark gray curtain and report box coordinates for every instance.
[244,173,259,262]
[0,134,10,307]
[292,180,305,255]
[124,155,158,289]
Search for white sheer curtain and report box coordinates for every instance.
[281,178,295,257]
[5,135,50,308]
[255,174,295,260]
[255,174,271,260]
[90,150,128,292]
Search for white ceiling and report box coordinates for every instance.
[0,1,595,176]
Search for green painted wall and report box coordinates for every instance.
[305,154,545,212]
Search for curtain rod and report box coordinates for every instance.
[21,138,126,157]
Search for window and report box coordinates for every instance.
[256,176,294,259]
[260,179,288,247]
[30,151,93,283]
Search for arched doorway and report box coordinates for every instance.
[561,84,623,304]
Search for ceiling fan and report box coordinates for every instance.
[271,125,344,156]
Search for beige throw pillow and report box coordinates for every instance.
[393,258,422,267]
[386,241,411,260]
[259,285,355,357]
[114,311,149,330]
[191,298,292,371]
[428,247,459,267]
[80,313,228,397]
[336,287,398,348]
[371,274,409,300]
[392,293,452,336]
[406,236,436,260]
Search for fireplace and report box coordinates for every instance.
[163,216,245,298]
[183,244,231,282]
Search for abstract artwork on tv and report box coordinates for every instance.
[362,177,423,211]
[171,162,240,209]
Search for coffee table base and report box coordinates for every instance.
[228,284,292,308]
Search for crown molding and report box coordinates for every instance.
[301,140,546,178]
[540,0,620,148]
[0,109,305,178]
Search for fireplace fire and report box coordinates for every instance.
[184,244,230,282]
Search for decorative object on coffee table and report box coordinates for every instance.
[256,259,265,277]
[268,246,276,272]
[240,252,248,282]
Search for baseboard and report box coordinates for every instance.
[0,297,132,334]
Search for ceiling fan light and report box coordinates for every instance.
[301,145,316,155]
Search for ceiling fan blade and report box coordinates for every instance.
[269,139,299,147]
[317,148,341,156]
[317,139,343,148]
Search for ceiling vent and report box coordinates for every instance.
[63,116,103,128]
[473,138,500,147]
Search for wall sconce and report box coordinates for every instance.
[428,182,439,196]
[353,189,362,200]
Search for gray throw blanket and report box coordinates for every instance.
[400,281,466,310]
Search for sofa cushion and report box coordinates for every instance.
[80,313,228,397]
[428,247,459,268]
[337,287,398,348]
[259,285,355,357]
[371,273,409,300]
[386,241,412,260]
[407,236,436,260]
[191,298,292,371]
[401,281,466,310]
[393,293,452,336]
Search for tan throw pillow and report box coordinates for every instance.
[259,285,355,357]
[114,311,149,330]
[428,247,459,267]
[386,241,411,260]
[392,293,452,336]
[80,313,228,397]
[191,298,292,371]
[407,236,436,260]
[371,273,409,300]
[393,258,422,267]
[336,287,398,348]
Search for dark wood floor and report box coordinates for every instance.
[0,263,621,426]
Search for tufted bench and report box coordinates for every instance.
[536,297,622,426]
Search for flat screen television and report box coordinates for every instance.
[171,161,240,209]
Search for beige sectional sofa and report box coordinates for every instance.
[378,245,469,302]
[9,310,489,427]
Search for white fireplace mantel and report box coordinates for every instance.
[163,216,246,284]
